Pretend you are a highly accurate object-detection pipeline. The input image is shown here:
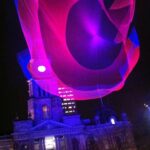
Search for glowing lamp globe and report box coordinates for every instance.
[110,117,116,125]
[16,0,140,100]
[37,65,46,73]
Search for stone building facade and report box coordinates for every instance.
[11,80,137,150]
[12,120,136,150]
[0,80,137,150]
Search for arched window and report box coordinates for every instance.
[115,136,122,150]
[86,136,99,150]
[72,138,79,150]
[42,105,49,119]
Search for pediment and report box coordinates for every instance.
[31,120,71,131]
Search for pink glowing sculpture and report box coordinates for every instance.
[16,0,140,100]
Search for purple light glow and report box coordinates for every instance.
[92,35,105,46]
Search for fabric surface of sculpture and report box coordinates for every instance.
[15,0,140,100]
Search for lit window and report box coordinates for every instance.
[42,105,48,112]
[45,136,56,150]
[42,105,49,119]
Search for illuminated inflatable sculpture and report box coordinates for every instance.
[15,0,140,100]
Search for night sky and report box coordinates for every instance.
[0,0,150,135]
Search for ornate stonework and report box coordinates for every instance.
[0,80,137,150]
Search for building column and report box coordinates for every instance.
[79,135,86,150]
[39,138,45,150]
[55,136,60,150]
[66,135,73,150]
